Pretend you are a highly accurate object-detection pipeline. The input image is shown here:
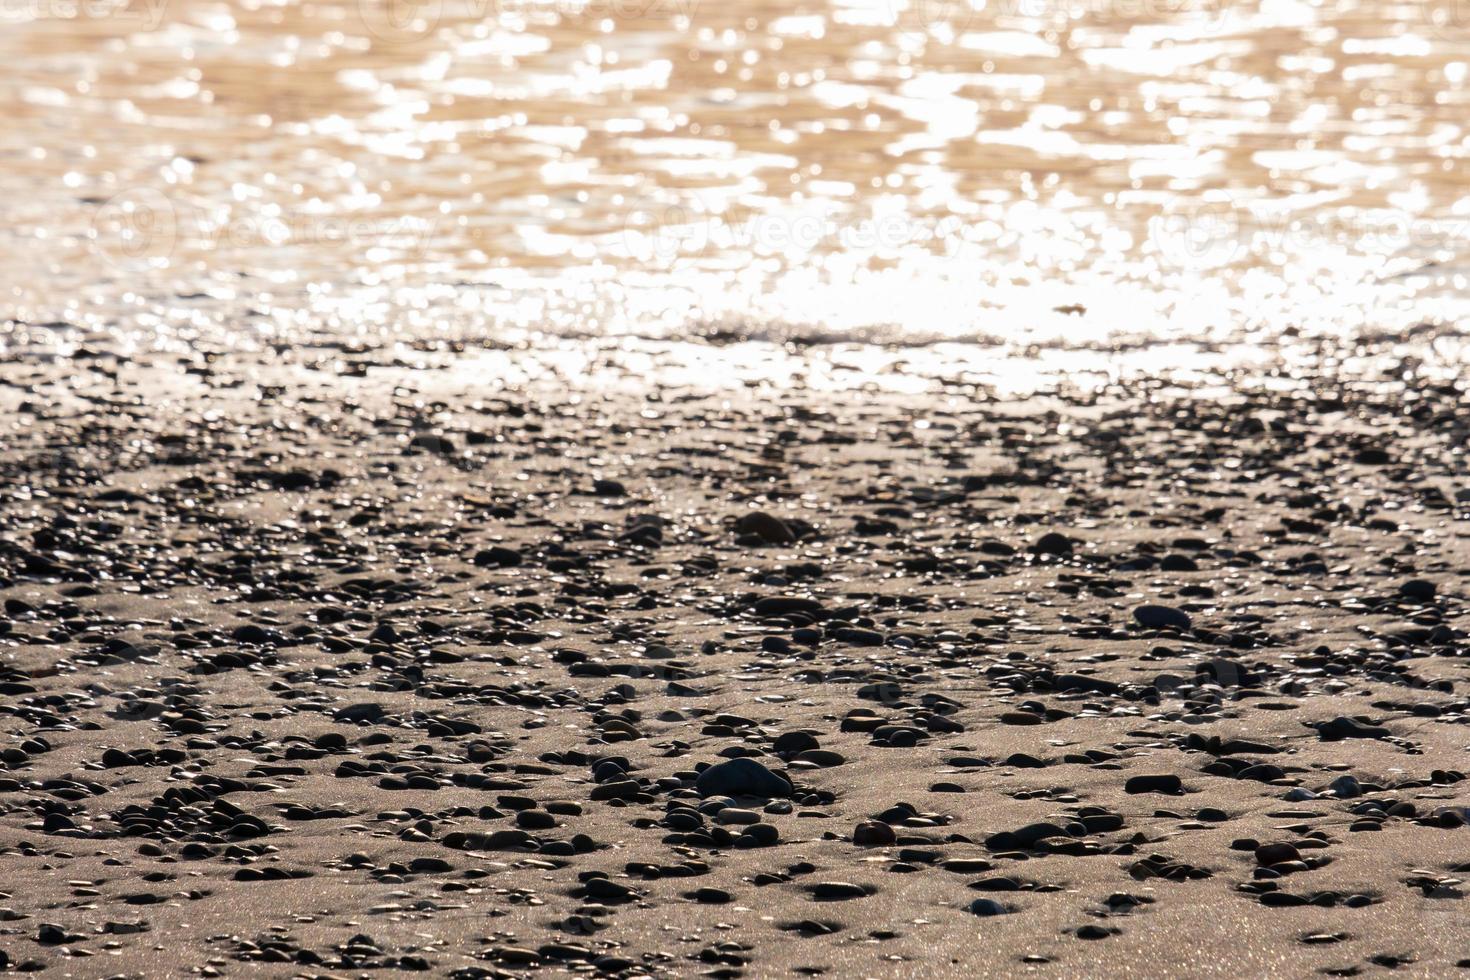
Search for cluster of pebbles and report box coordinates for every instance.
[0,337,1467,977]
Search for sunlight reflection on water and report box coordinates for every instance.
[0,0,1467,355]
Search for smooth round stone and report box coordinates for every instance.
[1033,532,1072,556]
[1133,604,1192,630]
[1399,579,1436,600]
[715,808,761,825]
[664,811,703,831]
[516,810,556,830]
[690,887,731,904]
[736,511,795,545]
[853,821,896,846]
[740,824,780,846]
[695,758,792,799]
[1124,774,1183,795]
[808,881,871,900]
[773,731,820,754]
[1255,842,1301,866]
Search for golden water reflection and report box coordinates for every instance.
[1,0,1467,351]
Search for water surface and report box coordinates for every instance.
[2,0,1468,354]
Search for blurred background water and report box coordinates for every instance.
[1,0,1468,357]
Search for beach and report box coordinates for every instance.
[1,335,1467,976]
[4,0,1470,974]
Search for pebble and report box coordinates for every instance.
[695,759,793,799]
[1032,532,1073,556]
[853,821,897,846]
[807,882,872,900]
[1125,774,1184,795]
[736,512,796,545]
[1133,605,1192,631]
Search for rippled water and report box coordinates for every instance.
[2,0,1468,352]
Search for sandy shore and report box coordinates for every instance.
[0,338,1467,978]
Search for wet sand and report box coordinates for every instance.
[1,337,1467,977]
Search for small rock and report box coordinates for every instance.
[1398,579,1436,600]
[695,758,793,799]
[1133,605,1192,631]
[853,821,896,847]
[1033,532,1072,556]
[1124,774,1183,795]
[808,881,871,900]
[736,512,796,545]
[1256,842,1302,866]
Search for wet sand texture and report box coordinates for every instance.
[0,342,1468,978]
